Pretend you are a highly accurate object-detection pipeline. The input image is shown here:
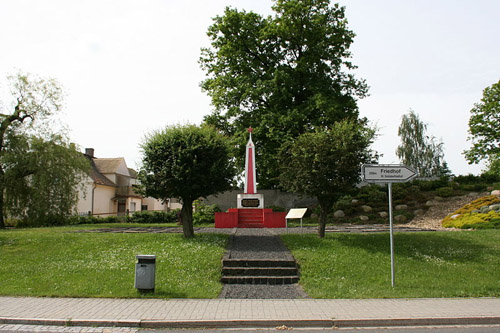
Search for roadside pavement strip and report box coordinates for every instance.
[1,297,500,329]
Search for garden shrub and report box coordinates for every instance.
[266,205,286,212]
[358,184,386,203]
[127,210,178,223]
[442,195,500,228]
[443,210,500,229]
[193,200,221,225]
[436,187,454,198]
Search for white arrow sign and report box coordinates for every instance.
[362,164,418,183]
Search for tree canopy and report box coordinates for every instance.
[278,119,376,237]
[139,124,235,238]
[0,72,89,228]
[464,79,500,165]
[396,109,447,178]
[200,0,368,188]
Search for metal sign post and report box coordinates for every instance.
[361,164,417,287]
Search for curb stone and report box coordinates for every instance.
[2,316,500,329]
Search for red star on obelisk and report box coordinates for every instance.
[244,127,256,194]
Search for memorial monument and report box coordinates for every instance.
[215,128,286,228]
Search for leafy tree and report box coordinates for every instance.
[200,0,368,188]
[278,119,376,238]
[396,110,446,178]
[464,79,500,165]
[0,72,89,228]
[139,124,235,238]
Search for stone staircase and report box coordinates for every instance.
[221,258,299,284]
[237,209,264,228]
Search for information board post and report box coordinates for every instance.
[361,164,417,288]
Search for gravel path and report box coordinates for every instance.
[228,228,294,260]
[220,228,307,299]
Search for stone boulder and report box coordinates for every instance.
[489,204,500,212]
[491,190,500,197]
[395,204,408,210]
[333,210,345,218]
[425,200,434,207]
[359,215,370,221]
[414,209,425,216]
[379,211,388,218]
[395,215,407,222]
[361,205,372,213]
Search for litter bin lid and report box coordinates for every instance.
[136,255,156,260]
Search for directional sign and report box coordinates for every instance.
[362,164,417,183]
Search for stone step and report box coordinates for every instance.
[222,267,297,277]
[237,223,264,228]
[221,275,300,285]
[223,259,297,267]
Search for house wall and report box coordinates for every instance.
[115,159,130,176]
[142,197,167,211]
[128,197,142,213]
[93,185,117,216]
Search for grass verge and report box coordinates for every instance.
[282,230,500,298]
[0,226,227,298]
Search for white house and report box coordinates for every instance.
[76,148,180,216]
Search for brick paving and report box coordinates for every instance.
[1,297,500,330]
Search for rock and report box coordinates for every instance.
[379,211,388,218]
[450,214,460,220]
[414,209,425,216]
[471,209,480,213]
[359,215,370,221]
[425,200,434,207]
[489,204,500,212]
[351,199,359,204]
[491,190,500,197]
[468,192,479,197]
[395,204,408,210]
[434,196,444,201]
[310,213,318,219]
[480,205,490,213]
[333,210,345,218]
[395,215,407,222]
[487,186,494,191]
[361,205,372,213]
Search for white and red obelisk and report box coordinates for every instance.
[237,127,264,208]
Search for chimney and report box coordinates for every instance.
[85,148,95,158]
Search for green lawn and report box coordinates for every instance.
[282,230,500,298]
[0,226,227,298]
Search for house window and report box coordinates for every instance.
[130,202,136,212]
[141,205,148,211]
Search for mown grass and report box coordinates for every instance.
[0,226,227,298]
[282,230,500,298]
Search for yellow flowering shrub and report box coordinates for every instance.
[442,195,500,228]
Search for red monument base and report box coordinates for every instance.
[215,208,286,228]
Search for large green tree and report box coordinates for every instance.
[396,110,447,178]
[200,0,368,188]
[0,72,89,228]
[139,124,236,238]
[464,79,500,165]
[278,119,376,238]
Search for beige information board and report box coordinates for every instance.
[285,208,307,219]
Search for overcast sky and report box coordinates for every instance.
[1,0,499,175]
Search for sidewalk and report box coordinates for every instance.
[1,297,500,329]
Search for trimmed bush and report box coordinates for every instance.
[127,210,178,224]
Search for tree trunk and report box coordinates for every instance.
[318,202,329,238]
[180,198,194,238]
